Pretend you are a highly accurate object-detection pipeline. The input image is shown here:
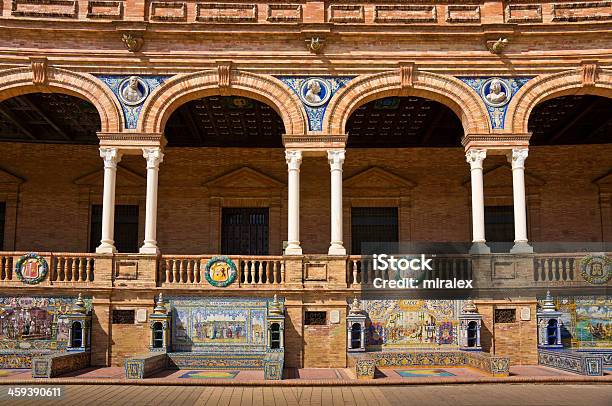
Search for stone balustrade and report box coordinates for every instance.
[158,255,285,288]
[0,251,609,291]
[0,252,97,287]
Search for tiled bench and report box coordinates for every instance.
[125,351,285,380]
[125,353,168,379]
[352,350,510,379]
[31,351,91,378]
[0,350,51,369]
[538,349,603,376]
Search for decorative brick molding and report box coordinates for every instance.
[87,0,123,20]
[11,0,77,18]
[505,4,543,24]
[552,1,612,22]
[267,4,302,23]
[506,68,612,134]
[322,69,491,136]
[195,3,257,23]
[0,66,123,133]
[446,5,481,24]
[138,69,307,135]
[149,1,187,22]
[374,5,437,24]
[328,5,364,23]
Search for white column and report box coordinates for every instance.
[140,147,164,254]
[328,149,346,255]
[466,149,490,254]
[509,148,534,253]
[96,147,122,253]
[285,150,302,255]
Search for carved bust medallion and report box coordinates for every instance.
[480,78,511,108]
[118,76,149,106]
[299,77,331,107]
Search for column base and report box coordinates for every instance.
[140,243,160,255]
[469,242,491,254]
[96,242,116,254]
[328,243,346,256]
[284,243,302,255]
[510,241,534,254]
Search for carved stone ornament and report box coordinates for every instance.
[217,63,231,88]
[121,33,144,52]
[306,37,325,54]
[30,57,48,86]
[399,63,414,91]
[581,63,598,87]
[487,38,508,54]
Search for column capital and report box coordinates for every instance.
[465,148,486,170]
[509,147,529,169]
[327,149,345,170]
[99,147,122,169]
[143,147,164,169]
[285,150,302,170]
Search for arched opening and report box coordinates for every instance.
[525,94,611,252]
[346,96,463,148]
[164,95,284,148]
[0,93,101,144]
[157,94,286,256]
[70,321,83,348]
[269,322,281,349]
[152,321,164,349]
[467,321,478,348]
[546,319,558,346]
[528,95,611,145]
[345,96,466,255]
[0,92,110,253]
[350,322,362,349]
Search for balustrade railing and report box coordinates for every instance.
[532,254,580,283]
[347,255,472,287]
[0,252,96,284]
[158,255,285,287]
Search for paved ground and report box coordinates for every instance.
[0,383,610,405]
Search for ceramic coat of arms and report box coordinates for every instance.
[580,255,612,285]
[15,253,49,285]
[204,256,238,287]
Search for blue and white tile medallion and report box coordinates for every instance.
[97,75,170,129]
[277,76,354,131]
[458,77,533,130]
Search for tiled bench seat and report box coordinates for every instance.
[538,349,604,376]
[351,350,510,379]
[31,351,90,378]
[125,351,284,380]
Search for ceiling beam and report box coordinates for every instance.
[20,95,72,141]
[0,105,37,140]
[179,106,204,144]
[583,115,612,141]
[549,98,601,143]
[421,107,448,145]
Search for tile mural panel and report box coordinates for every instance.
[0,296,90,351]
[361,299,461,349]
[546,296,612,349]
[169,297,269,353]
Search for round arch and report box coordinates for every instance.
[0,66,123,133]
[323,70,491,135]
[139,70,308,135]
[507,68,612,134]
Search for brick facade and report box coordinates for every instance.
[0,0,610,370]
